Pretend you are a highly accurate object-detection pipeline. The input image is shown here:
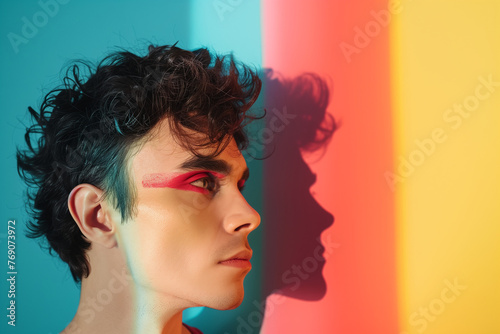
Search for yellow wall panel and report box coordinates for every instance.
[392,1,500,333]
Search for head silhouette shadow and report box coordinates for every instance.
[257,68,337,301]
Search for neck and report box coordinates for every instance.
[133,285,188,334]
[62,246,191,334]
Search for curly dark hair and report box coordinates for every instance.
[16,44,262,282]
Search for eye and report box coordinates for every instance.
[190,173,219,193]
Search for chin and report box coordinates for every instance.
[206,285,246,310]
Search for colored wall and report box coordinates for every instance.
[1,1,498,333]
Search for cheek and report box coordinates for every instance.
[118,206,180,284]
[119,189,221,286]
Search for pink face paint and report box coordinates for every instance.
[142,170,226,194]
[237,179,246,190]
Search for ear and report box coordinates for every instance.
[68,184,118,248]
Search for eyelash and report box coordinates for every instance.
[190,173,219,194]
[190,174,246,194]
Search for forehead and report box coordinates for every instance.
[130,118,246,177]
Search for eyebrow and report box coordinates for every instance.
[179,156,250,181]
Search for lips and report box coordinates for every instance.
[219,249,252,262]
[218,249,253,269]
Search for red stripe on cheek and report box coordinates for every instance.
[142,173,175,187]
[142,170,226,194]
[166,172,209,194]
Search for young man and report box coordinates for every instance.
[17,44,262,334]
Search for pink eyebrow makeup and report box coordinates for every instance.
[142,170,226,194]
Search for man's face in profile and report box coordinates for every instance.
[113,117,261,310]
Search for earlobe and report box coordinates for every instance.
[68,184,118,249]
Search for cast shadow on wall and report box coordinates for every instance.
[260,69,336,302]
[208,68,337,334]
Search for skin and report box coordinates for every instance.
[62,118,261,334]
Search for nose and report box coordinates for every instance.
[222,193,261,234]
